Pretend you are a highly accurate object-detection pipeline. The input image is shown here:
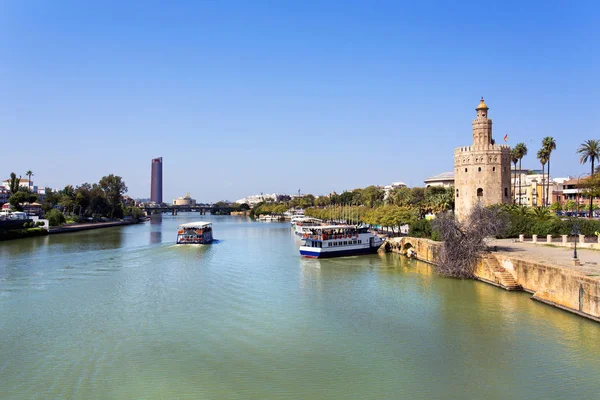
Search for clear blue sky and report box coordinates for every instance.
[1,0,598,202]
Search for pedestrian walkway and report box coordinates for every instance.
[489,238,600,275]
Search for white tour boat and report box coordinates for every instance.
[299,225,385,258]
[176,221,213,244]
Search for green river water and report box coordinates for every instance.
[1,215,599,399]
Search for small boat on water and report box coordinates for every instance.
[299,225,385,258]
[176,221,213,244]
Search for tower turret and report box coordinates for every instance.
[472,97,493,147]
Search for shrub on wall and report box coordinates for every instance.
[46,209,66,227]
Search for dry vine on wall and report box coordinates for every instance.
[432,204,507,278]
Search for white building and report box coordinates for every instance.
[424,172,454,188]
[383,181,407,201]
[173,193,197,206]
[235,193,281,206]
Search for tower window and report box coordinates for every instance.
[465,168,468,172]
[504,188,508,197]
[478,167,481,172]
[456,189,459,198]
[493,167,496,172]
[477,188,483,198]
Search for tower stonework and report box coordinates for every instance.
[454,98,511,221]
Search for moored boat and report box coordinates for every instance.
[176,221,213,244]
[299,225,385,258]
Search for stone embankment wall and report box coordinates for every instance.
[385,237,600,322]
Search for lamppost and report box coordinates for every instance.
[572,222,580,261]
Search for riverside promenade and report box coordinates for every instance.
[49,220,136,234]
[489,238,600,275]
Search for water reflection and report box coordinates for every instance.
[149,231,162,245]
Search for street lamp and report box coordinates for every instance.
[571,222,580,260]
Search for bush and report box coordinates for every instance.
[36,221,44,227]
[46,209,66,226]
[410,219,432,238]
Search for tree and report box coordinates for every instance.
[550,202,562,213]
[514,143,528,205]
[90,184,110,217]
[46,209,66,227]
[360,186,385,208]
[510,148,519,204]
[577,139,600,218]
[25,170,33,191]
[565,200,577,212]
[8,172,19,195]
[542,137,556,207]
[9,191,38,211]
[99,174,128,218]
[536,148,549,206]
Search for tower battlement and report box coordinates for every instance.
[454,144,510,154]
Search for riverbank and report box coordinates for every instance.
[49,220,139,234]
[386,236,600,322]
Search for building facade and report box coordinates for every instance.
[424,172,454,188]
[150,157,163,204]
[173,193,197,206]
[454,98,511,221]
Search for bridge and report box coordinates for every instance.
[143,204,219,216]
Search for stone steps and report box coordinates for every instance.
[486,256,522,291]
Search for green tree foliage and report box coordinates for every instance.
[8,191,38,211]
[8,172,19,195]
[542,136,556,206]
[564,200,577,212]
[577,139,600,218]
[46,209,66,226]
[99,174,128,218]
[360,186,385,208]
[514,143,528,205]
[550,202,562,212]
[510,148,519,203]
[25,170,33,191]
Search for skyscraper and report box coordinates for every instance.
[151,157,163,204]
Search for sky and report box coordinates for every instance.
[1,0,598,202]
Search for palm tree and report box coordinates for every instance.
[514,143,528,205]
[25,170,33,192]
[542,137,556,206]
[510,148,519,204]
[577,139,600,218]
[537,149,549,206]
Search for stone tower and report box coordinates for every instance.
[454,98,511,221]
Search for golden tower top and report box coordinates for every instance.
[476,97,488,110]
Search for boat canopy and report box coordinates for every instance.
[179,221,212,229]
[307,224,356,231]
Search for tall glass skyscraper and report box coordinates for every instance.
[151,157,163,204]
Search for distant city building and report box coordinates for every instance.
[383,181,407,201]
[424,172,454,188]
[151,157,163,204]
[235,193,285,206]
[454,98,511,221]
[173,193,197,206]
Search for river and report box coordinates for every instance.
[1,215,599,399]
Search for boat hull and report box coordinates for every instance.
[300,246,380,258]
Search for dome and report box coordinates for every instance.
[476,97,488,110]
